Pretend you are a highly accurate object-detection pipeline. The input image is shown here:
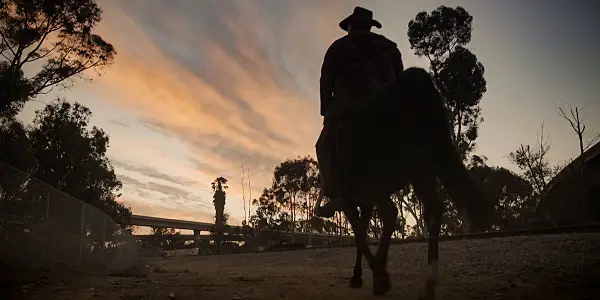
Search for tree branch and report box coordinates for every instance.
[558,106,579,133]
[25,37,64,63]
[20,26,63,67]
[400,197,424,234]
[1,51,11,61]
[0,29,17,58]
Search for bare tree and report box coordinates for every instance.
[508,123,557,202]
[557,103,600,155]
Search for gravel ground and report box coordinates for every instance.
[6,233,600,300]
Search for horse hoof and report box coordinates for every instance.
[372,270,391,296]
[348,277,363,289]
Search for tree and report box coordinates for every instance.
[0,117,37,201]
[272,156,315,242]
[0,118,40,231]
[408,6,487,160]
[470,161,534,230]
[250,188,281,231]
[508,124,559,200]
[151,227,180,248]
[0,0,116,117]
[393,187,426,237]
[557,103,600,155]
[211,176,228,253]
[28,99,130,222]
[211,176,228,225]
[391,192,408,239]
[408,6,487,234]
[249,156,330,241]
[369,208,383,239]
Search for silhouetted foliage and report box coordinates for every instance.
[0,117,37,201]
[211,176,228,253]
[211,176,228,226]
[249,156,355,238]
[407,6,487,235]
[272,156,317,241]
[470,157,534,230]
[0,0,116,117]
[408,5,486,160]
[211,176,228,223]
[28,99,130,222]
[151,227,180,247]
[0,63,33,117]
[508,124,560,199]
[390,192,408,238]
[250,187,286,231]
[393,187,427,236]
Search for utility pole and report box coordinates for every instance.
[240,156,247,224]
[247,168,252,222]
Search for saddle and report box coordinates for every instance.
[318,89,396,200]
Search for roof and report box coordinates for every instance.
[536,141,600,210]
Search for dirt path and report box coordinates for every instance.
[8,233,600,300]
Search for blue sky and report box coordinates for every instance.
[17,0,600,225]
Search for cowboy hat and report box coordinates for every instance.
[339,6,382,32]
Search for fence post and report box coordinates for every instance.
[44,193,50,261]
[79,203,86,263]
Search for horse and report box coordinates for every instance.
[314,67,494,298]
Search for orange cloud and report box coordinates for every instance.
[76,1,370,223]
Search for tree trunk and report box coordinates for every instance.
[401,199,426,238]
[399,201,406,239]
[578,132,584,155]
[420,200,429,238]
[290,193,296,243]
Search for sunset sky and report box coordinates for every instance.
[17,0,600,226]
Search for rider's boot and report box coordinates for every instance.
[316,196,344,218]
[316,171,344,218]
[315,123,344,218]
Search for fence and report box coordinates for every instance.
[0,161,140,272]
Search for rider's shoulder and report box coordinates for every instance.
[325,36,350,53]
[328,32,398,51]
[331,36,350,46]
[370,32,398,48]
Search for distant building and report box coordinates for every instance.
[536,142,600,225]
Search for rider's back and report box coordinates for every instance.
[331,31,402,100]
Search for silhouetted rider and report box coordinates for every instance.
[315,6,404,218]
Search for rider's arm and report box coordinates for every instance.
[320,43,338,117]
[392,47,404,82]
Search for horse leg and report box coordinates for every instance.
[371,196,398,296]
[413,178,444,300]
[349,204,373,288]
[340,201,377,272]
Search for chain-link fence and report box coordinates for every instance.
[0,161,140,272]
